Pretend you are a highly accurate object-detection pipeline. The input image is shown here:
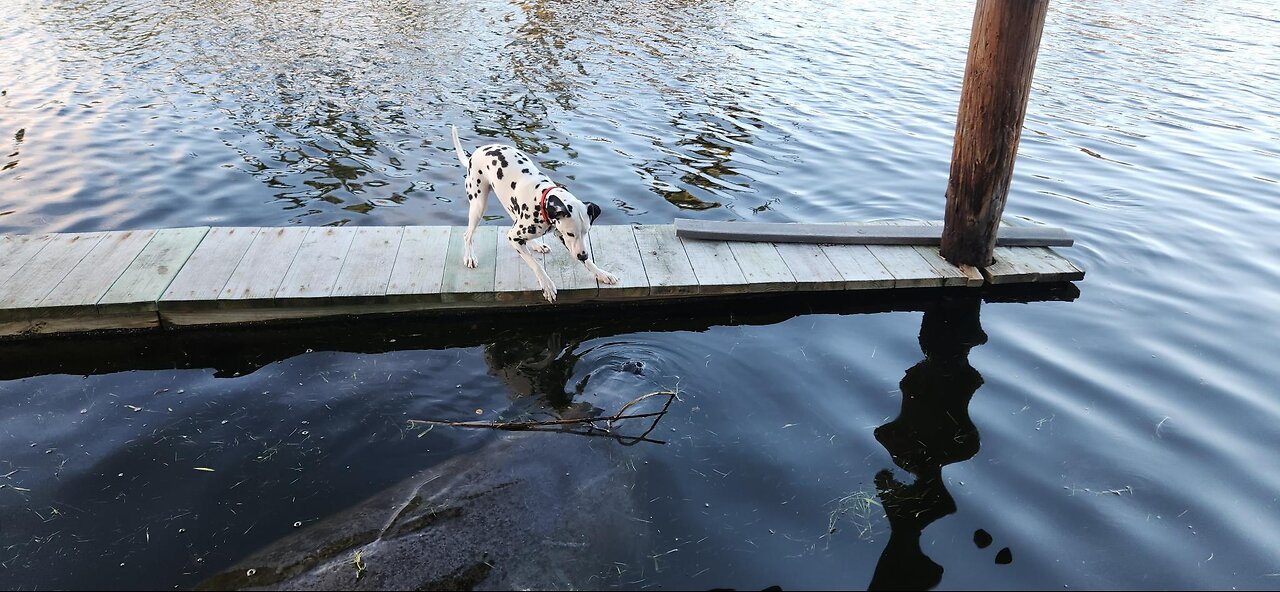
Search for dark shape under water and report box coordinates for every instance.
[867,295,990,591]
[196,433,645,590]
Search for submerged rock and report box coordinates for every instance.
[197,433,644,591]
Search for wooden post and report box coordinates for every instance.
[940,0,1049,267]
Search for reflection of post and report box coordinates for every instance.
[868,296,986,591]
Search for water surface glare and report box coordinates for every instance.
[2,0,1280,589]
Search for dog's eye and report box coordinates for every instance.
[567,233,575,237]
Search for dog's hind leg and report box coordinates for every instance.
[462,172,490,269]
[507,230,557,303]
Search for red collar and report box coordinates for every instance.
[540,185,563,224]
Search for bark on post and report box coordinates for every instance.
[940,0,1050,267]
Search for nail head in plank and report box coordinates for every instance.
[775,242,843,291]
[440,226,498,302]
[726,241,796,292]
[333,227,405,298]
[589,224,650,299]
[98,227,209,310]
[633,224,698,296]
[493,227,544,303]
[387,226,451,299]
[276,227,358,300]
[0,232,107,309]
[41,230,158,308]
[220,227,309,301]
[163,227,262,303]
[0,233,53,285]
[681,236,749,293]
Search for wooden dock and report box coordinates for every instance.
[0,222,1083,338]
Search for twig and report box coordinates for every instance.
[408,390,677,445]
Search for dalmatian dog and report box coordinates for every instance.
[451,126,617,303]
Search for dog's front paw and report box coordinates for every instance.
[541,280,558,304]
[531,242,551,254]
[596,270,618,285]
[464,254,477,269]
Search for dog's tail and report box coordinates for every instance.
[450,125,469,170]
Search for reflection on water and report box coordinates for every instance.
[0,288,1077,589]
[868,295,987,590]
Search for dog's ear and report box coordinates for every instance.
[586,201,602,223]
[545,195,571,220]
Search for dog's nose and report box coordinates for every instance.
[577,252,588,261]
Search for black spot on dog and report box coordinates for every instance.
[510,181,517,189]
[521,168,529,174]
[515,238,526,245]
[496,168,503,180]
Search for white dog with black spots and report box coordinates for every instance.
[451,126,618,303]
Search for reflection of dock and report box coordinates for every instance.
[0,222,1082,339]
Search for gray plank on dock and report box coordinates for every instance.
[40,230,157,309]
[0,233,53,285]
[727,241,796,292]
[820,244,896,290]
[675,218,1074,247]
[332,227,403,298]
[276,227,357,300]
[99,227,209,310]
[387,226,451,299]
[682,236,750,294]
[0,232,107,310]
[774,242,843,291]
[163,227,261,303]
[590,224,649,299]
[220,227,308,301]
[440,226,498,302]
[634,224,698,296]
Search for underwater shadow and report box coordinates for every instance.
[866,294,1010,590]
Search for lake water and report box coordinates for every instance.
[2,0,1280,589]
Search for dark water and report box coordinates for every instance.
[2,0,1280,589]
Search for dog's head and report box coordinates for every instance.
[545,192,602,262]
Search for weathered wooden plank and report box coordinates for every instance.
[589,224,649,299]
[681,236,749,293]
[493,227,544,303]
[982,246,1041,284]
[1021,246,1086,282]
[1,311,159,338]
[0,234,53,285]
[387,226,451,299]
[440,226,498,302]
[220,227,309,301]
[162,227,261,303]
[99,227,209,309]
[859,221,950,288]
[726,241,796,292]
[541,233,599,301]
[820,244,896,290]
[40,230,157,309]
[633,224,697,296]
[276,227,357,300]
[774,242,843,291]
[0,232,107,309]
[333,227,404,298]
[674,219,1073,247]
